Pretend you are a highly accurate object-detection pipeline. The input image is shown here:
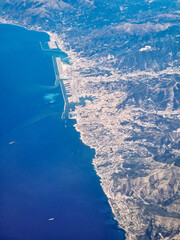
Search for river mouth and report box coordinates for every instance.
[0,23,125,240]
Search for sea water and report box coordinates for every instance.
[0,24,125,240]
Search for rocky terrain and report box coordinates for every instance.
[55,35,180,239]
[0,0,179,239]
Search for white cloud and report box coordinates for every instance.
[139,45,152,52]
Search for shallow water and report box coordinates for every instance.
[0,24,125,240]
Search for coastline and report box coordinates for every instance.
[43,31,129,238]
[46,30,180,240]
[0,19,126,238]
[1,16,179,239]
[0,22,126,240]
[48,32,129,238]
[46,32,123,228]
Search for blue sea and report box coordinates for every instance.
[0,24,125,240]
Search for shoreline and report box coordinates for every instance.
[0,6,180,239]
[0,19,125,235]
[0,23,126,240]
[0,19,126,239]
[46,31,126,236]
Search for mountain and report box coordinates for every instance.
[0,0,180,239]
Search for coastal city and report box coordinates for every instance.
[0,0,179,239]
[49,32,180,239]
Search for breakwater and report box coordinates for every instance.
[40,41,69,119]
